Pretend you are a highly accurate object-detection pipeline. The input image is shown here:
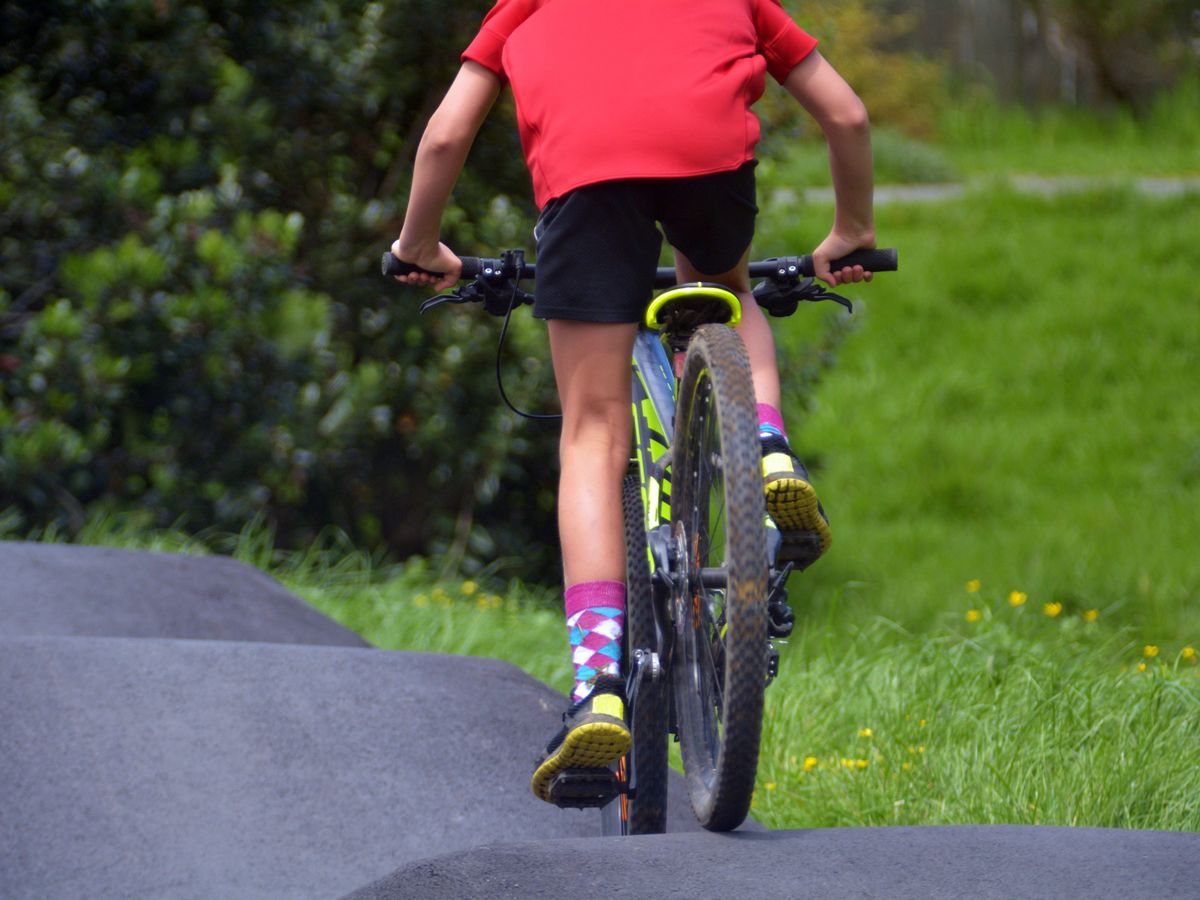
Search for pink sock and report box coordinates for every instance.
[757,403,787,440]
[564,580,625,701]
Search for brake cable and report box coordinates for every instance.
[494,276,561,422]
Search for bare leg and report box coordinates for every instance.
[673,246,781,408]
[547,319,638,587]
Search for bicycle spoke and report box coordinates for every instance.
[697,596,725,716]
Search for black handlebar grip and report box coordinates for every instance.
[808,248,898,277]
[381,252,488,281]
[381,252,443,278]
[458,257,485,279]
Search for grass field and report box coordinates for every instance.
[12,107,1200,832]
[761,185,1200,645]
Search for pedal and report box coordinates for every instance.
[766,563,795,639]
[547,767,622,809]
[779,532,823,570]
[768,603,795,639]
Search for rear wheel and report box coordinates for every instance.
[601,474,669,835]
[670,324,768,832]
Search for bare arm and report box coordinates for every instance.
[783,51,876,285]
[392,61,503,290]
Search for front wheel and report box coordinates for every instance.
[670,324,769,832]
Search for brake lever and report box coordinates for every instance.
[419,284,482,315]
[796,278,853,312]
[419,280,535,316]
[753,276,853,316]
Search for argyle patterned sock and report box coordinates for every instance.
[564,580,625,702]
[757,402,788,441]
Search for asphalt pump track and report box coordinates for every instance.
[1,541,1195,898]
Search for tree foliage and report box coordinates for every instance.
[1037,0,1198,107]
[784,0,949,137]
[1,0,561,578]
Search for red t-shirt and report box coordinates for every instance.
[462,0,817,208]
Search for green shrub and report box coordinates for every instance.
[0,0,561,579]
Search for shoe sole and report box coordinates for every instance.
[765,475,832,558]
[531,714,632,803]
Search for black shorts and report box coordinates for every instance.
[532,161,758,323]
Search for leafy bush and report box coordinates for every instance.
[1,0,872,585]
[0,0,561,579]
[759,0,950,141]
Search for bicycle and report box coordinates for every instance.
[383,245,897,834]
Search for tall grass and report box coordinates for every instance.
[754,615,1200,830]
[291,544,1200,832]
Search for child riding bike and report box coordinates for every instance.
[389,0,877,804]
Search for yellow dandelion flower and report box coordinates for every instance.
[858,728,873,738]
[966,609,982,623]
[1008,590,1027,607]
[461,580,477,596]
[1043,602,1063,618]
[907,745,917,754]
[1083,609,1099,622]
[966,579,982,593]
[918,745,925,754]
[1182,647,1197,663]
[765,782,776,791]
[414,593,429,607]
[919,719,927,728]
[856,759,869,770]
[1144,645,1159,658]
[841,758,855,770]
[803,756,819,772]
[902,762,912,771]
[1136,662,1147,673]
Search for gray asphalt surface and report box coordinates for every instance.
[2,542,1195,898]
[1,636,701,898]
[347,826,1200,899]
[0,540,367,646]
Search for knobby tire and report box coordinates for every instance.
[671,324,768,832]
[600,475,670,835]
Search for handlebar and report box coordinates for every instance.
[381,247,897,284]
[383,246,896,318]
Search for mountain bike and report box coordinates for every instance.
[383,245,896,834]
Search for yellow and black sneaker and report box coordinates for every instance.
[762,434,832,565]
[531,676,631,804]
